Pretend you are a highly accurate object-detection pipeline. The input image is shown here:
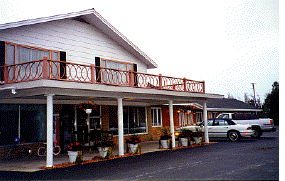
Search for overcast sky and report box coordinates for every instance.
[0,0,280,103]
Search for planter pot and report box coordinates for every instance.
[67,151,78,163]
[180,138,188,146]
[98,147,109,158]
[193,137,202,144]
[161,139,169,149]
[128,143,138,153]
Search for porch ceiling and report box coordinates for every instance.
[0,80,223,106]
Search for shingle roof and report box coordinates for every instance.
[206,98,261,111]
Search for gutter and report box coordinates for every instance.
[0,87,17,94]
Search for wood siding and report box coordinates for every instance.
[0,19,148,73]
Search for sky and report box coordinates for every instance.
[0,0,280,104]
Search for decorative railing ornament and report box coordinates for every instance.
[0,58,205,93]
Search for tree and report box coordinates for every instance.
[244,93,261,108]
[244,93,249,103]
[262,81,279,125]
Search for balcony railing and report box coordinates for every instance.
[0,57,205,93]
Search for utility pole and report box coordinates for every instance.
[251,83,256,107]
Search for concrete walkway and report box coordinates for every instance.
[0,141,165,172]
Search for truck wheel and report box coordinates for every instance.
[228,131,240,142]
[251,127,262,138]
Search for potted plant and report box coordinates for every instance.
[178,129,194,147]
[125,135,141,154]
[159,127,172,149]
[67,142,83,163]
[96,137,114,159]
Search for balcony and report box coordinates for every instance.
[0,57,205,93]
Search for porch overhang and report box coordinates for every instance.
[0,79,223,105]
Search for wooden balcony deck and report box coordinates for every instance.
[0,57,205,93]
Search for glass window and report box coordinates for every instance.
[20,104,46,143]
[151,107,162,127]
[5,42,60,81]
[101,60,106,67]
[109,106,147,135]
[0,104,46,146]
[17,46,49,63]
[217,114,229,119]
[218,120,228,126]
[99,58,133,85]
[196,112,203,123]
[0,105,19,145]
[6,44,15,65]
[208,120,213,126]
[52,52,58,60]
[5,42,59,65]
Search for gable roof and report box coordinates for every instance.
[0,8,157,69]
[206,98,262,112]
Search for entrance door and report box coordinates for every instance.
[60,105,75,152]
[76,106,101,144]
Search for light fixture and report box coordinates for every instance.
[11,88,17,94]
[85,109,92,114]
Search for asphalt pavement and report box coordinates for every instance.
[0,127,279,180]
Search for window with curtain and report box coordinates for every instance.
[100,58,133,85]
[5,42,59,80]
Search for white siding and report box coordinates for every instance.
[0,19,147,73]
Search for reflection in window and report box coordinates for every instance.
[99,58,133,85]
[0,104,46,145]
[5,42,59,81]
[109,106,147,135]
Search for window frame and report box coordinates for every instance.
[100,58,134,71]
[196,112,203,123]
[5,42,60,80]
[151,107,162,127]
[5,42,60,64]
[109,106,147,135]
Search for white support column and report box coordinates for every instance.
[46,94,54,167]
[117,98,124,156]
[203,101,209,143]
[168,100,175,148]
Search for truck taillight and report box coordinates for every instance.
[270,120,273,125]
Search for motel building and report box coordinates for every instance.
[0,9,223,167]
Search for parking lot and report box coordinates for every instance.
[0,126,279,180]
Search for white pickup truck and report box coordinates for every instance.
[216,113,276,137]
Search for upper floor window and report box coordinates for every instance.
[95,57,136,85]
[151,107,162,127]
[100,58,133,71]
[2,42,61,81]
[5,42,59,65]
